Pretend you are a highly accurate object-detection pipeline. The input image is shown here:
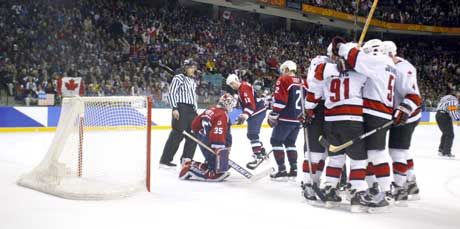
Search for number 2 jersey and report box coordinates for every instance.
[238,81,267,117]
[338,42,397,120]
[272,75,306,123]
[191,106,232,149]
[309,62,367,122]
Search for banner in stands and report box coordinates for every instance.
[301,4,460,35]
[257,0,286,8]
[0,106,438,132]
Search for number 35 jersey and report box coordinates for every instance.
[272,75,306,123]
[191,106,232,149]
[310,63,367,122]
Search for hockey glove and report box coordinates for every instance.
[331,36,347,56]
[336,57,351,73]
[393,103,412,126]
[235,113,249,125]
[267,111,280,128]
[298,109,315,128]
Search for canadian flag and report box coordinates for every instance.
[57,77,85,97]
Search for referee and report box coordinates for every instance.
[159,59,199,168]
[435,90,460,157]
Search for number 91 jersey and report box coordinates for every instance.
[311,63,367,122]
[272,75,306,123]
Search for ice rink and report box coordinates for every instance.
[1,125,460,229]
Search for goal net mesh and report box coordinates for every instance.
[17,96,151,200]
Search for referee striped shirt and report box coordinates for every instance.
[437,95,460,121]
[168,73,198,110]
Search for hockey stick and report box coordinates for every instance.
[182,131,272,181]
[298,78,326,201]
[158,63,175,75]
[246,149,273,170]
[318,120,393,153]
[357,0,379,48]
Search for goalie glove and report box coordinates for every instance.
[235,113,249,125]
[267,111,279,128]
[393,103,412,126]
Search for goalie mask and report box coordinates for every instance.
[218,93,236,112]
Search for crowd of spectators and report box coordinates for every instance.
[305,0,460,27]
[0,0,459,109]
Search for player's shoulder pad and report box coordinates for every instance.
[396,58,417,77]
[314,63,326,80]
[276,75,292,86]
[241,81,252,87]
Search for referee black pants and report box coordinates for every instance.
[160,104,197,163]
[436,111,454,155]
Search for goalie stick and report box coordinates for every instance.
[318,120,393,153]
[182,131,272,181]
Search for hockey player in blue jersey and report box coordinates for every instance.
[268,60,305,180]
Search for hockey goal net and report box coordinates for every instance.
[17,96,152,200]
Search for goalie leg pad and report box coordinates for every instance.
[216,149,230,173]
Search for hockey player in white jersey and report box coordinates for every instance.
[307,40,389,212]
[300,55,329,202]
[333,38,398,202]
[382,41,422,202]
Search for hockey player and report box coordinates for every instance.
[307,41,388,212]
[179,93,235,182]
[333,38,398,202]
[382,41,422,201]
[301,55,329,201]
[268,60,303,180]
[226,74,268,168]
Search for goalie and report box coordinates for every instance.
[179,93,235,182]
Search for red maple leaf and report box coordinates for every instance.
[65,79,79,90]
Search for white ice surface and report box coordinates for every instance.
[1,125,460,229]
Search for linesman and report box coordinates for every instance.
[160,59,199,167]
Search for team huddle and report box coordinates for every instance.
[179,37,422,213]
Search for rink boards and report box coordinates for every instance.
[0,106,445,132]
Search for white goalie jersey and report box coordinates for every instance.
[338,43,397,120]
[394,57,422,123]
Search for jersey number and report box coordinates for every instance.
[330,78,350,102]
[214,127,223,135]
[387,75,395,102]
[295,89,302,110]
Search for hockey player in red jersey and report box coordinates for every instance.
[307,41,389,212]
[383,41,422,202]
[268,60,303,180]
[226,74,268,168]
[179,93,235,182]
[334,38,398,202]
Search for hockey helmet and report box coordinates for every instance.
[226,74,240,86]
[327,43,333,57]
[382,41,397,56]
[279,60,297,73]
[362,39,383,55]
